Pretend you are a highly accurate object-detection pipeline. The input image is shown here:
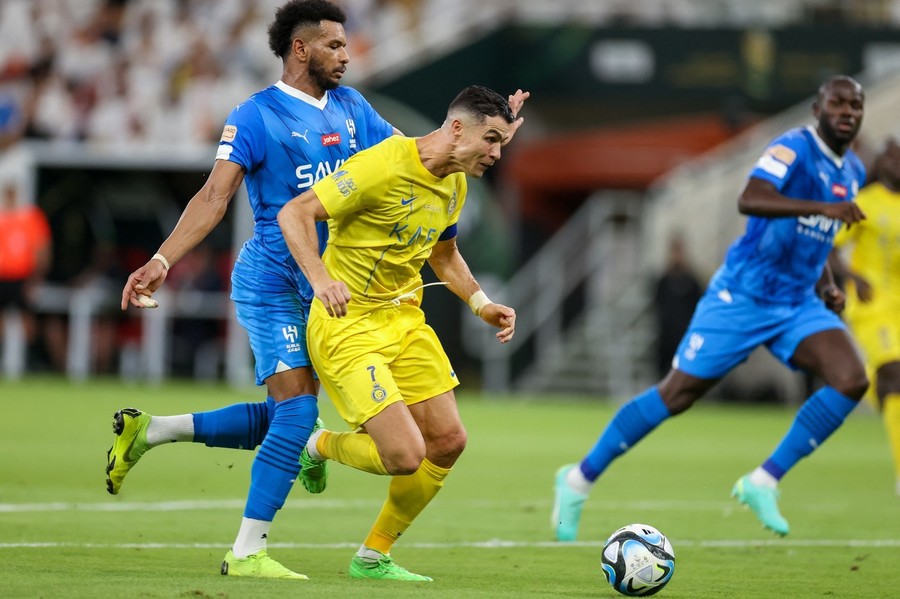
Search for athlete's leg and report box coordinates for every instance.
[341,392,460,582]
[766,329,867,478]
[553,370,715,541]
[226,368,318,571]
[875,361,900,494]
[734,329,867,536]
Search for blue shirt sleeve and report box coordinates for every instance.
[215,100,266,171]
[747,131,808,192]
[344,87,394,147]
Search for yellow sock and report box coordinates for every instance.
[317,430,389,475]
[364,458,450,554]
[883,394,900,482]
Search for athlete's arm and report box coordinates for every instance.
[278,189,351,318]
[738,178,866,225]
[502,89,530,147]
[827,248,873,303]
[120,160,244,310]
[815,261,846,314]
[428,237,516,344]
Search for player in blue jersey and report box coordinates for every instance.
[553,75,869,540]
[110,0,399,579]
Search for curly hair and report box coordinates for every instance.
[267,0,347,60]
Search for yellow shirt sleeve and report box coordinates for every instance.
[312,143,392,220]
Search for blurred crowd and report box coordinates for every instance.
[0,0,424,149]
[2,0,897,150]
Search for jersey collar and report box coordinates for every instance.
[274,80,329,109]
[806,125,843,168]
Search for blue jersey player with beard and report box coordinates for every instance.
[553,75,868,541]
[111,0,398,579]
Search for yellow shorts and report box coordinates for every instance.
[307,300,459,429]
[847,309,900,370]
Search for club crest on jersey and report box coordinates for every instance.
[371,383,388,403]
[448,191,458,215]
[282,325,298,343]
[346,118,358,150]
[831,183,847,198]
[322,133,341,146]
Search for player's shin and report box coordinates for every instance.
[317,430,390,475]
[364,458,449,554]
[883,394,900,492]
[193,398,275,450]
[238,394,316,555]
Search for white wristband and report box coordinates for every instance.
[468,290,491,316]
[151,253,171,270]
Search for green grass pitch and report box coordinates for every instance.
[1,376,898,598]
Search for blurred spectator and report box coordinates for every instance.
[0,181,52,375]
[2,0,898,148]
[652,234,703,378]
[166,243,227,379]
[42,242,127,374]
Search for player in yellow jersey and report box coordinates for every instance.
[278,85,526,581]
[831,137,900,495]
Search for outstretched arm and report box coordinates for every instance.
[120,160,244,310]
[428,237,516,344]
[278,189,350,317]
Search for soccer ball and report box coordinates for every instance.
[600,523,675,596]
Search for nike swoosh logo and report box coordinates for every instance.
[400,197,414,205]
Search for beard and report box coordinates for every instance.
[309,56,340,92]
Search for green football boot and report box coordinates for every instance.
[552,464,588,542]
[299,418,328,494]
[348,552,433,582]
[731,474,790,536]
[105,408,151,495]
[221,550,308,579]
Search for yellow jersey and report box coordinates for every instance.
[834,182,900,315]
[312,135,467,306]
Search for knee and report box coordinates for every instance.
[658,386,699,416]
[426,425,468,467]
[437,426,468,461]
[381,441,426,476]
[831,370,869,400]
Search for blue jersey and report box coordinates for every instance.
[709,126,865,304]
[217,81,394,277]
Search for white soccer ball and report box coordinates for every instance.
[600,523,675,596]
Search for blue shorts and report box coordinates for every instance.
[230,243,314,386]
[672,286,846,379]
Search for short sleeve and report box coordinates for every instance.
[748,133,806,191]
[312,146,390,219]
[215,101,265,171]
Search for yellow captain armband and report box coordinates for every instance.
[468,290,492,316]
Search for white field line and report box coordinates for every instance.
[5,499,891,550]
[0,498,848,513]
[2,539,900,550]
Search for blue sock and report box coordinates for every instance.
[244,394,317,521]
[192,397,275,450]
[762,386,858,480]
[580,387,670,482]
